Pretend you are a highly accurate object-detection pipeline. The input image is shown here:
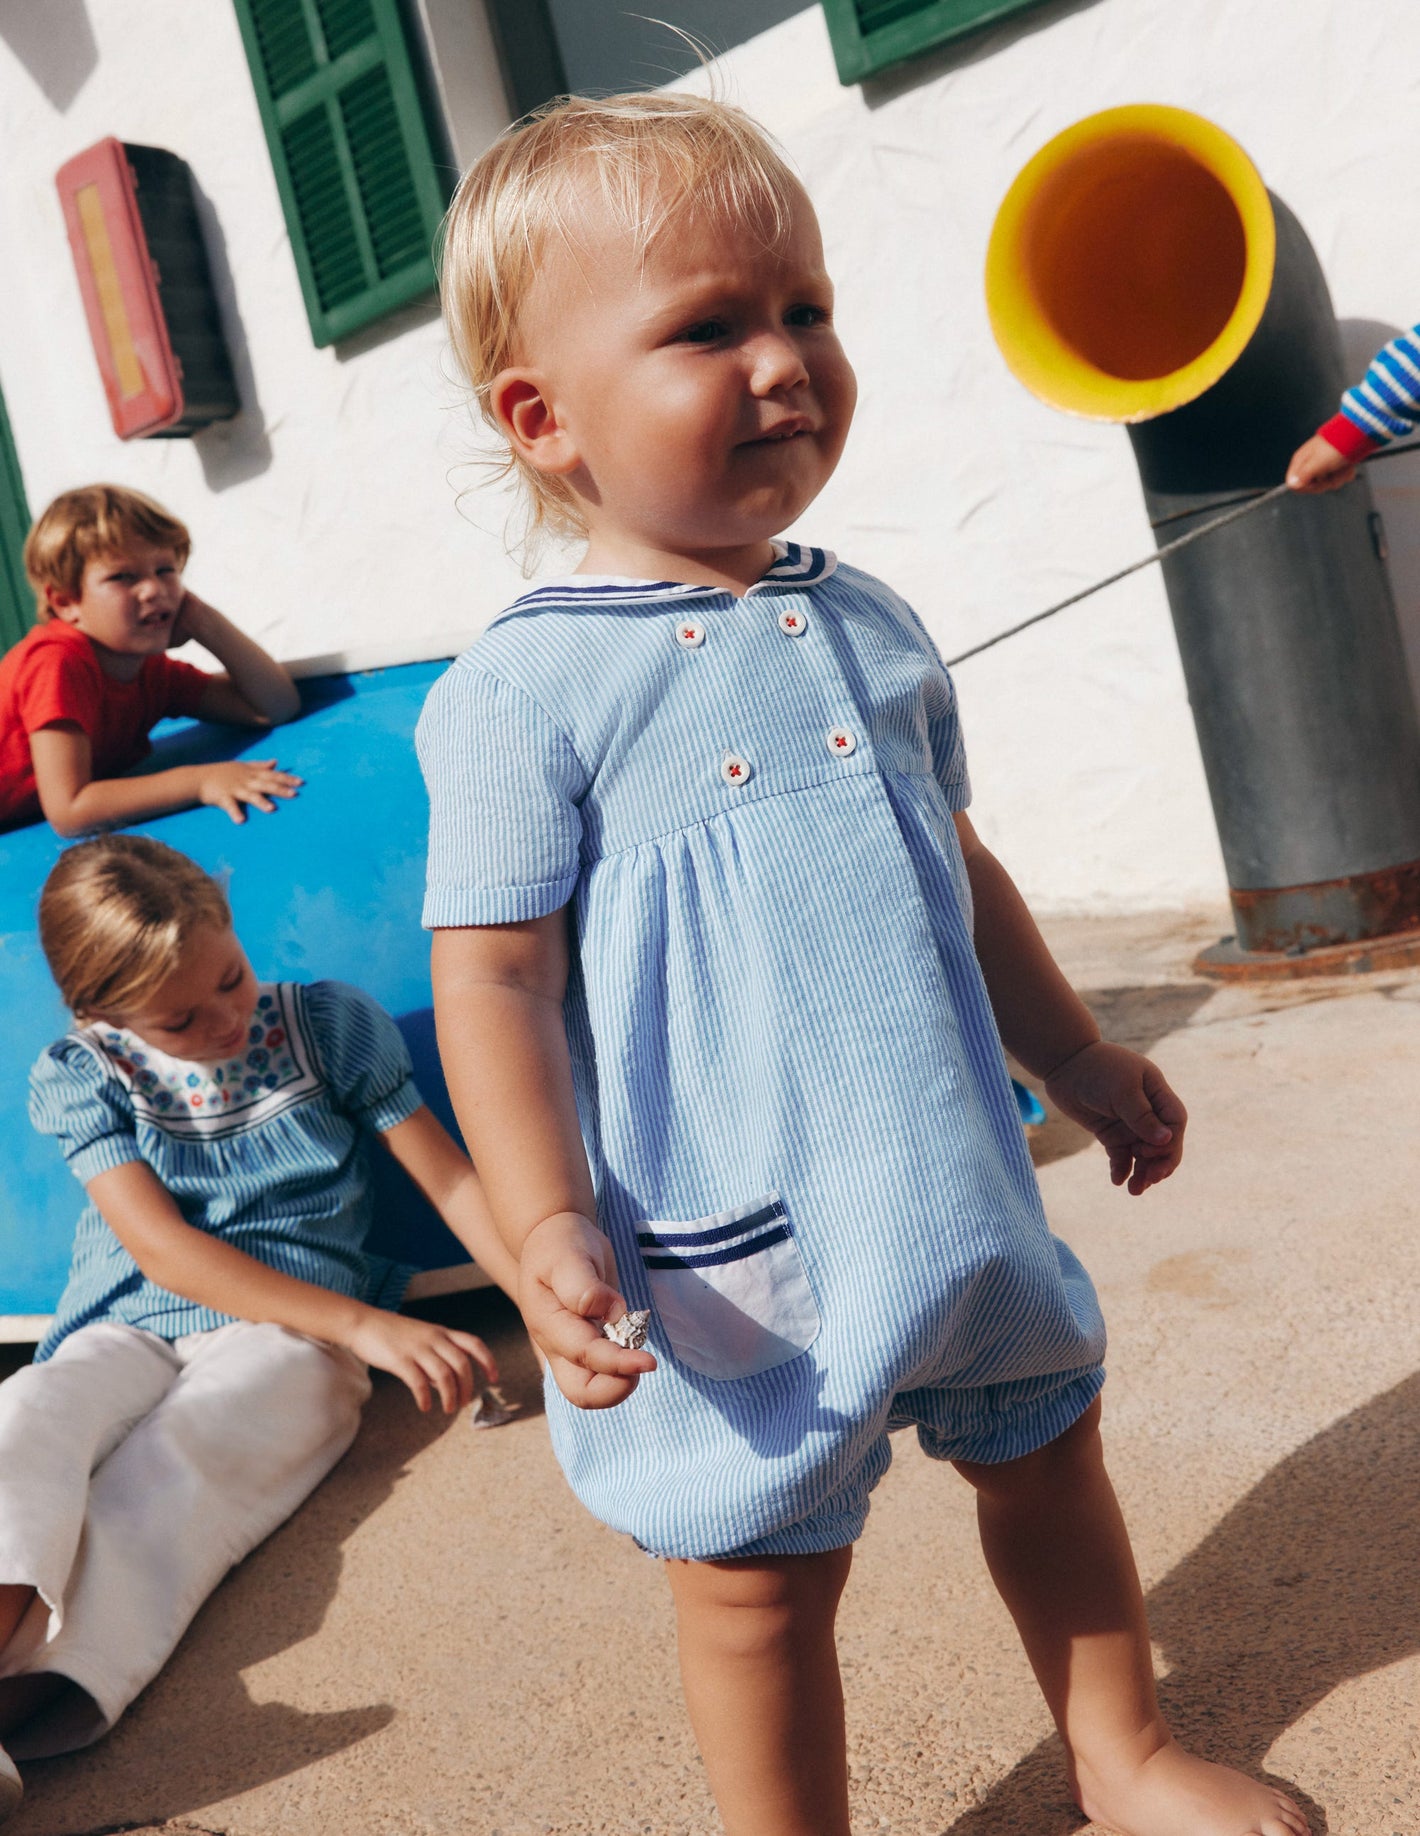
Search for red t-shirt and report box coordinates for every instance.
[0,619,211,829]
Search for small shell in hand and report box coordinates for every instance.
[600,1309,651,1351]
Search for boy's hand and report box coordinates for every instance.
[196,757,302,821]
[345,1308,498,1412]
[519,1211,656,1410]
[1043,1040,1186,1195]
[1287,433,1357,493]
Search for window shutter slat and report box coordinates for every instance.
[823,0,1053,83]
[0,383,32,653]
[233,0,451,346]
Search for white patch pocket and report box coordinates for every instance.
[637,1193,821,1381]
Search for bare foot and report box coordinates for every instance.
[1076,1738,1309,1836]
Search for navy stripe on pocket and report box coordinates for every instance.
[643,1223,791,1271]
[638,1200,786,1254]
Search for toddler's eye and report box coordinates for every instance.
[163,1014,193,1034]
[219,968,244,992]
[679,318,728,345]
[786,304,829,328]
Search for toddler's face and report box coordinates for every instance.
[506,179,856,567]
[101,923,258,1062]
[49,541,184,658]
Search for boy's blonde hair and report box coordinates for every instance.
[39,835,230,1020]
[24,485,191,619]
[439,91,803,549]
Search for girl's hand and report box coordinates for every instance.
[1043,1040,1186,1195]
[196,758,302,821]
[345,1309,498,1413]
[519,1212,656,1409]
[1286,432,1357,493]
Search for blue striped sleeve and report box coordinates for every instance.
[302,981,422,1133]
[417,656,588,927]
[1341,325,1420,443]
[29,1036,144,1185]
[870,578,972,810]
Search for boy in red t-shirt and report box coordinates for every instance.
[0,485,302,835]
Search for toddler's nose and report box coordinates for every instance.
[749,331,810,394]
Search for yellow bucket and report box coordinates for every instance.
[985,104,1276,423]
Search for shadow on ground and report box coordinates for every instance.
[938,1373,1420,1835]
[9,1290,538,1833]
[1020,981,1216,1171]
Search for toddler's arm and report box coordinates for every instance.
[84,1159,496,1412]
[431,916,656,1409]
[954,812,1186,1194]
[171,591,301,727]
[1288,322,1420,492]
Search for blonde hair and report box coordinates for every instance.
[24,485,191,620]
[39,836,230,1019]
[439,90,804,553]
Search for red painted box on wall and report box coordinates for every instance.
[56,137,239,440]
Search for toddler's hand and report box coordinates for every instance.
[1286,432,1357,493]
[196,758,302,821]
[519,1211,656,1410]
[1043,1040,1186,1195]
[345,1309,498,1413]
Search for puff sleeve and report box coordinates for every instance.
[417,657,588,927]
[303,981,422,1133]
[29,1037,144,1184]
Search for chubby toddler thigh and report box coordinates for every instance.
[0,1325,177,1607]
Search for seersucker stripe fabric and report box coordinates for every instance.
[418,542,1105,1559]
[29,980,421,1361]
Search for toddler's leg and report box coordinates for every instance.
[666,1547,853,1836]
[9,1321,369,1759]
[954,1399,1308,1836]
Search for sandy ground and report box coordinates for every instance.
[3,906,1417,1836]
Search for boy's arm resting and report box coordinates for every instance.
[84,1159,496,1411]
[953,811,1186,1195]
[377,1104,522,1304]
[30,722,302,835]
[175,592,301,726]
[430,917,655,1408]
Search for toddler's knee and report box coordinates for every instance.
[670,1550,850,1661]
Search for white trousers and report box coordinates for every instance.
[0,1318,370,1758]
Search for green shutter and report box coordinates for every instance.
[822,0,1052,83]
[0,385,32,654]
[232,0,452,346]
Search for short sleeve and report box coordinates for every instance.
[14,638,102,740]
[874,580,972,811]
[303,981,422,1133]
[29,1036,144,1184]
[417,658,587,927]
[151,655,212,720]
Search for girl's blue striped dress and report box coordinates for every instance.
[418,543,1106,1561]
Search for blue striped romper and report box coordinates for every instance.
[418,543,1106,1560]
[30,979,418,1359]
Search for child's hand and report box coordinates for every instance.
[1043,1040,1186,1195]
[1286,433,1357,493]
[519,1211,656,1409]
[345,1308,498,1412]
[196,758,302,821]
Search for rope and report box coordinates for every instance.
[944,436,1420,668]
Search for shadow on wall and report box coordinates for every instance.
[8,1288,539,1830]
[941,1372,1420,1835]
[189,177,274,492]
[861,0,1107,108]
[0,0,98,112]
[1340,319,1420,720]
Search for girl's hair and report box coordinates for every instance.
[24,484,192,619]
[38,836,230,1019]
[439,90,803,553]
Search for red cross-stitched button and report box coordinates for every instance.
[675,620,705,649]
[720,752,752,785]
[826,726,857,757]
[777,608,808,636]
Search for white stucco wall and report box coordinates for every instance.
[1,0,1417,911]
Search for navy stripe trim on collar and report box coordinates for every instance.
[498,543,838,616]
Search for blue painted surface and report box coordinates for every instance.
[0,660,468,1319]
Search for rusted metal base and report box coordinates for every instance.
[1227,857,1420,956]
[1195,927,1420,981]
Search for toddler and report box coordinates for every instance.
[420,94,1309,1836]
[1287,322,1420,490]
[0,835,519,1820]
[0,484,302,834]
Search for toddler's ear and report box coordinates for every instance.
[44,583,82,623]
[490,369,581,478]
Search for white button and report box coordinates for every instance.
[720,752,752,786]
[826,726,857,757]
[777,608,808,637]
[675,620,705,649]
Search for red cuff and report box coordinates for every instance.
[1319,412,1381,461]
